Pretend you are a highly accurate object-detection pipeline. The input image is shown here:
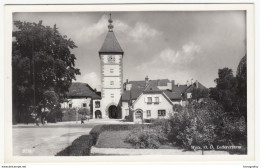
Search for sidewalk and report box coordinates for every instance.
[91,146,230,155]
[13,119,133,127]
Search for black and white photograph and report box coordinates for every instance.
[3,3,255,163]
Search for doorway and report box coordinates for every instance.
[108,105,118,119]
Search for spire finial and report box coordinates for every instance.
[108,13,114,32]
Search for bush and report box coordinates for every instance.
[78,108,90,116]
[56,135,93,156]
[90,124,143,145]
[125,125,167,149]
[166,100,222,149]
[61,108,84,121]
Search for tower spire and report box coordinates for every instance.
[108,13,114,32]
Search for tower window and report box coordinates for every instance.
[110,69,114,73]
[110,81,114,85]
[111,93,114,98]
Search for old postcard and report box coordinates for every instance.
[4,3,255,163]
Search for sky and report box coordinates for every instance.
[13,11,246,91]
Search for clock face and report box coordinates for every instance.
[107,55,115,63]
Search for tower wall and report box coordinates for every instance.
[100,54,123,118]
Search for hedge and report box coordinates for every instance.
[90,124,145,145]
[56,135,93,156]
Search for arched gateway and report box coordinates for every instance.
[108,105,119,119]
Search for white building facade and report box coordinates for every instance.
[79,15,208,122]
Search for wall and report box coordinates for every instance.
[92,99,102,118]
[100,54,123,118]
[121,101,130,119]
[132,93,173,122]
[61,97,91,110]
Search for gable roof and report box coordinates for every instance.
[185,82,207,93]
[163,90,183,100]
[99,31,124,54]
[143,81,161,93]
[67,82,101,99]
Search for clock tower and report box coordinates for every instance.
[99,14,124,119]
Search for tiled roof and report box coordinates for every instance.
[173,85,188,93]
[122,79,206,101]
[99,31,123,54]
[67,82,101,99]
[143,81,161,93]
[185,82,207,93]
[131,88,144,100]
[122,90,130,101]
[163,90,182,100]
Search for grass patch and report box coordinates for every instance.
[95,130,133,148]
[56,135,93,156]
[90,124,145,145]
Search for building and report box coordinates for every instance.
[98,14,124,119]
[96,14,208,122]
[62,14,208,122]
[60,82,101,118]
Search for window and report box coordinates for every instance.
[110,69,114,73]
[110,81,114,85]
[154,97,159,104]
[82,103,86,108]
[111,93,114,98]
[147,110,151,117]
[158,110,166,116]
[69,103,72,108]
[95,101,100,108]
[147,97,152,104]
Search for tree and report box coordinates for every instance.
[209,68,238,116]
[174,100,222,154]
[210,55,247,120]
[236,55,247,119]
[191,88,209,102]
[12,20,80,124]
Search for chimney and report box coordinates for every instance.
[196,80,199,88]
[191,78,193,85]
[145,75,149,86]
[171,80,175,91]
[126,79,128,83]
[177,83,179,87]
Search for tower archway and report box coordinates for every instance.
[108,105,118,119]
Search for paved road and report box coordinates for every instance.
[13,119,128,156]
[13,126,92,156]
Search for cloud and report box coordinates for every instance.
[76,15,161,44]
[159,42,201,65]
[76,15,107,43]
[128,22,162,42]
[135,41,201,83]
[76,72,101,91]
[137,41,201,70]
[114,21,162,42]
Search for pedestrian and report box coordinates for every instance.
[81,117,84,124]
